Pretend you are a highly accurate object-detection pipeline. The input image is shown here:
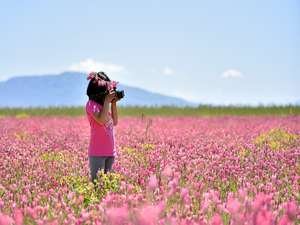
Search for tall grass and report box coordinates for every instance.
[0,105,299,117]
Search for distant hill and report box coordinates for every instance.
[0,72,196,107]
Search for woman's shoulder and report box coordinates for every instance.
[86,99,94,108]
[86,100,103,112]
[87,99,99,106]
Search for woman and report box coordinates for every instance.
[85,71,119,184]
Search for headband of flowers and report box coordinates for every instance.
[87,72,118,91]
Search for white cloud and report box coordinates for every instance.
[162,66,174,75]
[221,69,243,79]
[0,74,11,82]
[68,58,125,74]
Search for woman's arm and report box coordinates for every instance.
[93,99,110,124]
[93,91,116,124]
[111,101,118,126]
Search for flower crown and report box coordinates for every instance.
[87,72,118,91]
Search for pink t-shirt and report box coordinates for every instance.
[86,100,116,157]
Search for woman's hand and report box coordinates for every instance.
[111,97,120,104]
[105,90,116,103]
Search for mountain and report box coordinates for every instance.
[0,72,196,107]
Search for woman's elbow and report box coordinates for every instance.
[113,120,118,126]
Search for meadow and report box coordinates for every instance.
[0,106,299,224]
[0,105,299,117]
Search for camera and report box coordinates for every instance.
[93,71,125,101]
[113,87,125,100]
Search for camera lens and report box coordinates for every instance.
[116,90,124,99]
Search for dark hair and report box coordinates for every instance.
[86,72,111,105]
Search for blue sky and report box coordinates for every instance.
[1,0,299,105]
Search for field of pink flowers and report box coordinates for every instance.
[0,115,299,225]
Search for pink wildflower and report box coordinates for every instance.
[136,204,161,225]
[13,208,23,225]
[226,197,240,214]
[254,208,274,225]
[0,213,14,225]
[211,213,223,225]
[148,174,158,191]
[285,201,298,220]
[278,215,293,225]
[106,206,128,225]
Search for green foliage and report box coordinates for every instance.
[122,146,151,168]
[15,113,30,119]
[254,128,299,151]
[141,143,155,151]
[165,193,181,213]
[0,186,5,198]
[214,178,239,201]
[40,152,69,162]
[238,147,251,159]
[0,105,300,117]
[221,212,231,225]
[61,175,95,206]
[23,216,37,225]
[60,171,122,207]
[237,147,253,164]
[96,170,122,198]
[117,105,300,116]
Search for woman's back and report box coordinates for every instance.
[86,99,115,157]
